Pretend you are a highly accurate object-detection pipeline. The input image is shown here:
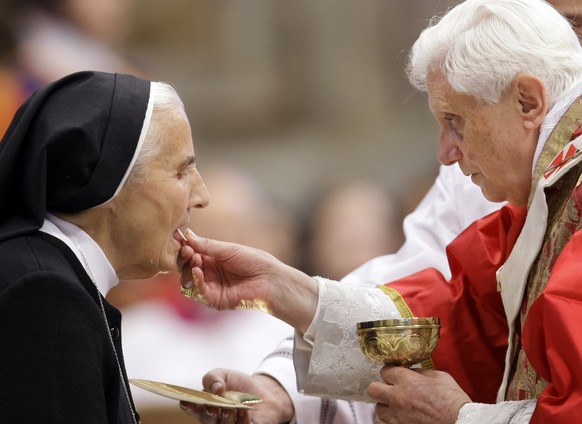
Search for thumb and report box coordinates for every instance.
[202,369,228,394]
[186,229,229,259]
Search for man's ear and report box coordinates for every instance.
[514,74,547,130]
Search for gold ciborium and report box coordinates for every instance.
[356,317,440,366]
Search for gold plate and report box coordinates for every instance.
[129,379,252,409]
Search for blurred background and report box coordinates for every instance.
[0,0,460,422]
[127,0,458,213]
[0,0,462,215]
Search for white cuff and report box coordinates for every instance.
[294,276,401,402]
[457,400,536,424]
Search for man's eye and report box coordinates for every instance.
[444,115,462,138]
[445,116,457,128]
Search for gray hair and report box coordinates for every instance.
[406,0,582,107]
[126,81,186,185]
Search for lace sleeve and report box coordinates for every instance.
[297,277,402,402]
[457,401,536,423]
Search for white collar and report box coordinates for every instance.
[39,213,119,296]
[534,83,582,172]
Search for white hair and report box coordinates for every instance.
[127,81,186,185]
[406,0,582,107]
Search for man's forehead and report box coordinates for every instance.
[426,71,454,111]
[427,71,483,116]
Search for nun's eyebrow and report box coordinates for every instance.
[182,156,195,167]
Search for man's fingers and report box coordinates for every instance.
[368,381,396,403]
[379,365,412,384]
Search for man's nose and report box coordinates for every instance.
[437,136,462,166]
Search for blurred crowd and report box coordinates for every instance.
[0,0,143,135]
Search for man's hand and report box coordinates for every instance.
[368,366,471,424]
[180,368,294,424]
[177,231,318,333]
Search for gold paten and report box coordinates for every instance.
[129,379,262,409]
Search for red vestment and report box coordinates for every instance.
[386,204,526,404]
[386,193,582,422]
[382,96,582,423]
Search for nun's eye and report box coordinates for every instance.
[178,164,195,179]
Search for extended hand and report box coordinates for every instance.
[177,231,279,312]
[368,366,471,424]
[180,368,294,424]
[176,231,319,333]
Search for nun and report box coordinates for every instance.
[0,71,209,423]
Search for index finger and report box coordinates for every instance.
[379,365,418,384]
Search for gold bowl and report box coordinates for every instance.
[356,317,440,366]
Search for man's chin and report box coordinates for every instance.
[476,183,501,203]
[481,188,510,205]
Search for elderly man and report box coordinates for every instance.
[178,0,582,423]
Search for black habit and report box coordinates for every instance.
[0,71,152,423]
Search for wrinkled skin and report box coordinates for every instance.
[179,369,294,424]
[177,231,318,333]
[368,366,471,424]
